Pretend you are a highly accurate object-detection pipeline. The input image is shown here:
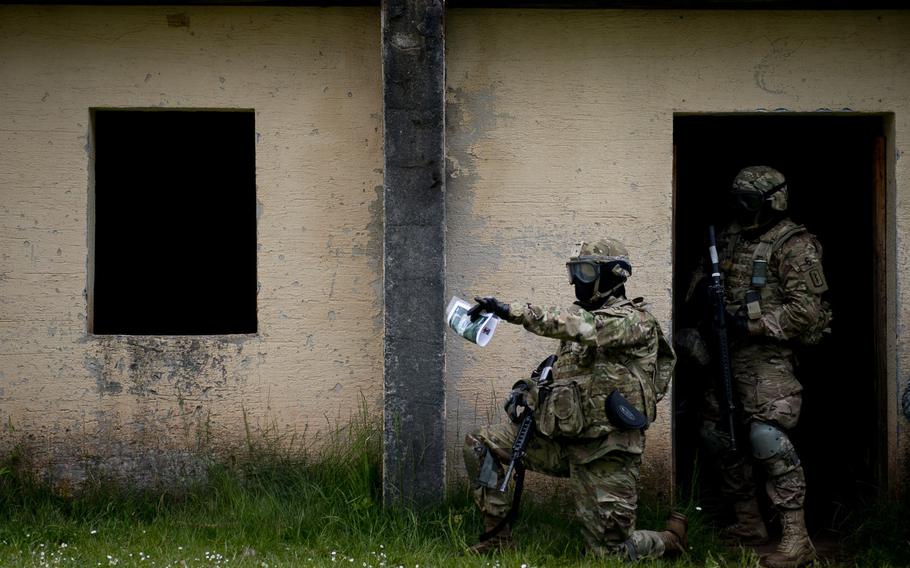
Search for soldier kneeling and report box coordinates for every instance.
[463,238,687,560]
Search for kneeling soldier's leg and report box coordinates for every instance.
[572,453,687,560]
[463,424,516,520]
[571,452,640,558]
[463,424,568,554]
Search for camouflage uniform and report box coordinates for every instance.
[699,216,829,514]
[464,296,677,559]
[690,166,830,568]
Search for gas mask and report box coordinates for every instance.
[566,254,631,306]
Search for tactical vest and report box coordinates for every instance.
[720,219,830,345]
[536,298,675,440]
[720,219,807,318]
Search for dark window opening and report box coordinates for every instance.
[91,110,257,335]
[673,114,888,541]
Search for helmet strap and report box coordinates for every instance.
[764,181,787,199]
[588,280,626,304]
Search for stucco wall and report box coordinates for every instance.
[3,5,910,497]
[445,9,910,496]
[0,6,383,487]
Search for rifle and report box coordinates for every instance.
[707,226,738,451]
[478,354,556,543]
[499,354,557,491]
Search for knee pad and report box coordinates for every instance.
[464,434,500,490]
[477,448,500,489]
[749,422,800,477]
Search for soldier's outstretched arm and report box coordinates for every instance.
[505,303,654,348]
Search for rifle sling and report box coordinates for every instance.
[478,464,526,542]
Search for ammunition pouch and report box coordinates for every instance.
[536,382,584,438]
[536,379,651,438]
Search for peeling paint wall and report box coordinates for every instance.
[0,6,383,488]
[445,9,910,496]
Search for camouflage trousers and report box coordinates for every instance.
[700,388,806,511]
[464,422,666,559]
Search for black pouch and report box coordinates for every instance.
[605,389,649,430]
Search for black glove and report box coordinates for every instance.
[674,327,711,367]
[727,313,752,339]
[467,296,510,322]
[503,383,530,423]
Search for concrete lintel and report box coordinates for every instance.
[382,0,446,507]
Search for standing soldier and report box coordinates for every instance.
[694,166,831,568]
[462,239,686,560]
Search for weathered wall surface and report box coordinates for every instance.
[0,6,383,488]
[3,5,910,497]
[445,9,910,496]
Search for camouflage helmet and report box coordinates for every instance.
[730,166,788,212]
[566,238,632,285]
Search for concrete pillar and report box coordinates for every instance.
[381,0,446,506]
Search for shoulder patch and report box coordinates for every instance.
[805,266,828,293]
[787,250,828,294]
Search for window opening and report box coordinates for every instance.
[90,110,256,335]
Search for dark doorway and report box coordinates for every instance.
[673,114,889,537]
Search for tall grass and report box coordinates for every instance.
[0,409,905,567]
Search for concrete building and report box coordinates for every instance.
[1,1,908,521]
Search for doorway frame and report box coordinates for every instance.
[670,111,898,497]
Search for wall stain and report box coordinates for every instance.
[166,13,190,28]
[902,377,910,421]
[753,37,804,95]
[366,184,384,332]
[444,81,513,435]
[84,336,253,399]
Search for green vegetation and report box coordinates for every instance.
[0,413,906,567]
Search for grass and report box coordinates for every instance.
[0,413,907,567]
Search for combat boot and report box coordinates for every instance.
[721,499,769,545]
[465,515,514,555]
[761,509,816,568]
[659,511,689,557]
